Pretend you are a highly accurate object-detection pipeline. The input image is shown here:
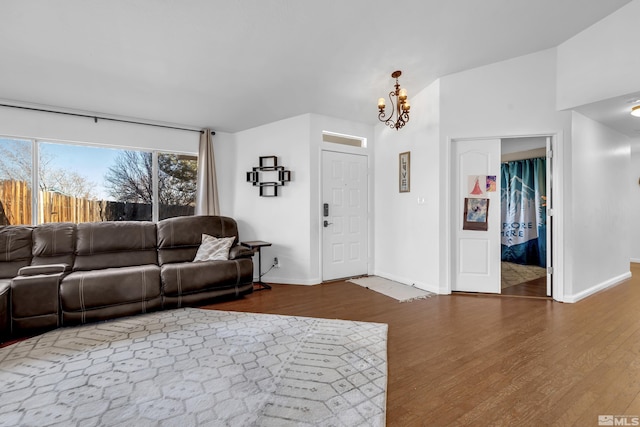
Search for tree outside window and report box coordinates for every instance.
[0,138,197,225]
[104,151,196,220]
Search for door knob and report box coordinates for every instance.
[323,220,333,227]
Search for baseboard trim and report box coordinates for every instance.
[564,271,631,303]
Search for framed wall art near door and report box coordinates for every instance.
[463,197,490,231]
[399,151,410,193]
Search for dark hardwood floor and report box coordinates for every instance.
[207,265,640,426]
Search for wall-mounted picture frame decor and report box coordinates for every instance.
[399,151,410,193]
[259,155,277,169]
[246,155,292,197]
[463,197,490,231]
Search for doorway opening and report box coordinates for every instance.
[450,134,555,300]
[500,137,550,298]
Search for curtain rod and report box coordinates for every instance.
[0,103,215,135]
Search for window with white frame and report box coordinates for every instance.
[0,137,197,225]
[0,137,32,225]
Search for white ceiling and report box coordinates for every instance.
[0,0,633,133]
[574,92,640,138]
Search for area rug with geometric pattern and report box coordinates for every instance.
[0,308,387,426]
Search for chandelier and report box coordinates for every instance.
[377,70,410,130]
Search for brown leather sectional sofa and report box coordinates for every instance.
[0,215,254,341]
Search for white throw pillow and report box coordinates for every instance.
[193,234,235,262]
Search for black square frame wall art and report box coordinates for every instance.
[246,155,292,197]
[463,197,489,231]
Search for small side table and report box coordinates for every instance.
[240,240,272,290]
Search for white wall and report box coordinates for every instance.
[227,113,375,285]
[441,49,569,138]
[0,104,199,153]
[374,79,442,293]
[372,49,579,297]
[566,112,631,301]
[630,138,640,262]
[439,48,572,298]
[557,0,640,110]
[554,0,640,300]
[229,114,313,284]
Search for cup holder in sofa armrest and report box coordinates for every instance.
[18,263,70,276]
[229,245,255,260]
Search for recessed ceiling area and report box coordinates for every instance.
[0,1,633,133]
[573,92,640,138]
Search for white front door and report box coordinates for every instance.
[321,151,368,281]
[452,139,501,293]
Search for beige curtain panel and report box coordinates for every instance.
[195,129,220,215]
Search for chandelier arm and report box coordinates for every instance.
[378,91,397,123]
[388,91,396,120]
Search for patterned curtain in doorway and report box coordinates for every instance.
[500,157,546,267]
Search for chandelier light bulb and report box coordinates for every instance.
[632,105,640,117]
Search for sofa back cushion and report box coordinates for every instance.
[0,226,33,278]
[157,216,239,265]
[74,221,158,271]
[32,222,76,266]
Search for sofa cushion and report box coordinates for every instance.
[157,216,240,265]
[161,258,253,297]
[193,234,235,262]
[74,222,158,271]
[0,226,33,279]
[61,265,161,311]
[32,222,76,266]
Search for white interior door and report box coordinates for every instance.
[452,139,501,293]
[322,151,368,281]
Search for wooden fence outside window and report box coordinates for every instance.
[0,180,192,225]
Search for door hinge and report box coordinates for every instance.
[547,149,553,159]
[547,267,553,275]
[547,209,554,217]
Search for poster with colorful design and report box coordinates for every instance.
[467,175,486,197]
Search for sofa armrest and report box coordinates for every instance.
[229,245,254,260]
[11,270,62,331]
[18,263,69,276]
